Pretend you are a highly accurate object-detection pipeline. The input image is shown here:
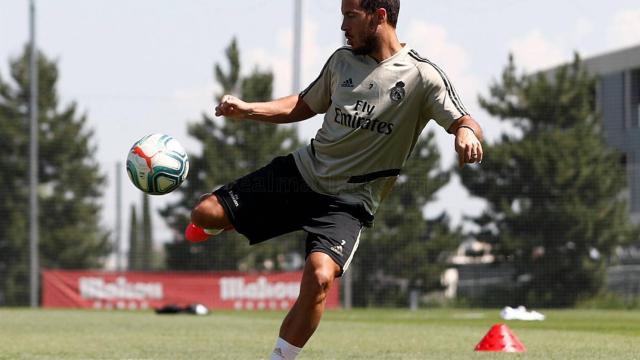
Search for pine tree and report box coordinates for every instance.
[141,193,153,270]
[0,45,110,305]
[161,38,303,270]
[460,54,639,306]
[127,204,140,270]
[352,132,461,306]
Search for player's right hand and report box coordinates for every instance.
[214,95,252,118]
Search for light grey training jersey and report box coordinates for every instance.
[293,44,469,215]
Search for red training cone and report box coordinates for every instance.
[474,323,526,352]
[185,223,209,243]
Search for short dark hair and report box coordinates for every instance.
[360,0,400,28]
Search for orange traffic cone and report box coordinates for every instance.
[474,323,526,352]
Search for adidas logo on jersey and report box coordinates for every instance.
[330,245,344,257]
[340,78,354,88]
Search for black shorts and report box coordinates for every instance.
[213,154,373,275]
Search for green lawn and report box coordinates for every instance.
[0,308,638,359]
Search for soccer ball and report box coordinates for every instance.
[126,134,189,195]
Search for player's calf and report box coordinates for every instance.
[191,194,231,228]
[186,194,233,242]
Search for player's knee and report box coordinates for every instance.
[191,194,225,228]
[309,267,335,297]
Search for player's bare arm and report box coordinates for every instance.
[214,94,316,124]
[448,115,484,167]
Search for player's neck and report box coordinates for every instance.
[368,31,403,63]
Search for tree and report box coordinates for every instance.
[0,45,110,305]
[352,131,462,306]
[127,195,156,271]
[460,54,638,306]
[161,38,303,270]
[127,204,140,270]
[141,193,153,270]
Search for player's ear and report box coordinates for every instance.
[376,8,387,25]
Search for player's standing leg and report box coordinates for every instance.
[271,252,341,360]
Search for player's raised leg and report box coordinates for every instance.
[271,252,341,360]
[185,194,233,242]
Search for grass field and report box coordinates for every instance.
[0,308,638,359]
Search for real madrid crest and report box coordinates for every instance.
[390,81,405,102]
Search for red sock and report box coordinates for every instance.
[184,223,210,242]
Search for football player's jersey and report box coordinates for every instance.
[294,44,469,215]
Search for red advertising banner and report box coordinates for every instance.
[42,270,340,310]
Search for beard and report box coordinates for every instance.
[351,23,379,56]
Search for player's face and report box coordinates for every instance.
[341,0,379,55]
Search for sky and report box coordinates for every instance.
[1,0,639,259]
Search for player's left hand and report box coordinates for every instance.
[455,126,483,167]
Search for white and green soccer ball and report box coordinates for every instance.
[126,134,189,195]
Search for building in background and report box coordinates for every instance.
[576,45,640,297]
[584,44,640,225]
